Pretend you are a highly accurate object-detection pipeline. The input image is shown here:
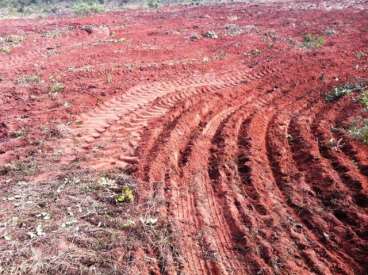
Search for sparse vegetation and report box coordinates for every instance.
[0,170,182,274]
[349,118,368,144]
[0,34,24,54]
[0,159,38,177]
[191,0,202,6]
[116,185,134,203]
[16,74,40,85]
[49,82,64,94]
[9,129,27,139]
[356,51,366,59]
[0,46,11,54]
[225,24,243,36]
[1,2,368,274]
[325,82,367,102]
[72,1,105,16]
[359,90,368,109]
[302,33,325,48]
[4,34,24,44]
[326,83,368,145]
[147,0,160,9]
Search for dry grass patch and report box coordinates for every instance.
[0,169,182,274]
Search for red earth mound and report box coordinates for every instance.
[0,1,368,274]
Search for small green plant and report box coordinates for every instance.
[147,0,160,9]
[49,82,64,94]
[359,90,368,109]
[325,83,366,102]
[17,74,40,85]
[0,46,11,54]
[349,119,368,144]
[72,1,105,16]
[116,186,134,203]
[303,33,325,48]
[0,34,24,54]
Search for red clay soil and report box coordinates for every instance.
[1,0,368,274]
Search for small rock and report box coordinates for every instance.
[140,216,158,226]
[36,212,51,220]
[323,232,330,241]
[61,219,77,228]
[27,231,36,239]
[4,233,12,241]
[81,25,93,34]
[190,33,200,41]
[36,224,45,236]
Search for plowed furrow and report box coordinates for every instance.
[184,106,242,274]
[138,94,244,274]
[237,83,343,274]
[2,3,368,275]
[137,96,223,274]
[332,100,368,180]
[288,101,368,271]
[295,101,364,231]
[170,74,289,273]
[265,89,358,274]
[58,66,281,169]
[136,75,279,274]
[147,70,286,274]
[208,108,274,274]
[311,99,368,207]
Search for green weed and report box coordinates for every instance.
[303,33,325,49]
[49,82,64,94]
[349,119,368,144]
[116,186,134,203]
[325,83,366,102]
[359,90,368,109]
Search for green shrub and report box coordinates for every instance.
[147,0,160,9]
[72,1,105,15]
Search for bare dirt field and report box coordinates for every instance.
[0,0,368,274]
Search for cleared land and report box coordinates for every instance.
[0,1,368,274]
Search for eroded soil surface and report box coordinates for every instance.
[0,1,368,274]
